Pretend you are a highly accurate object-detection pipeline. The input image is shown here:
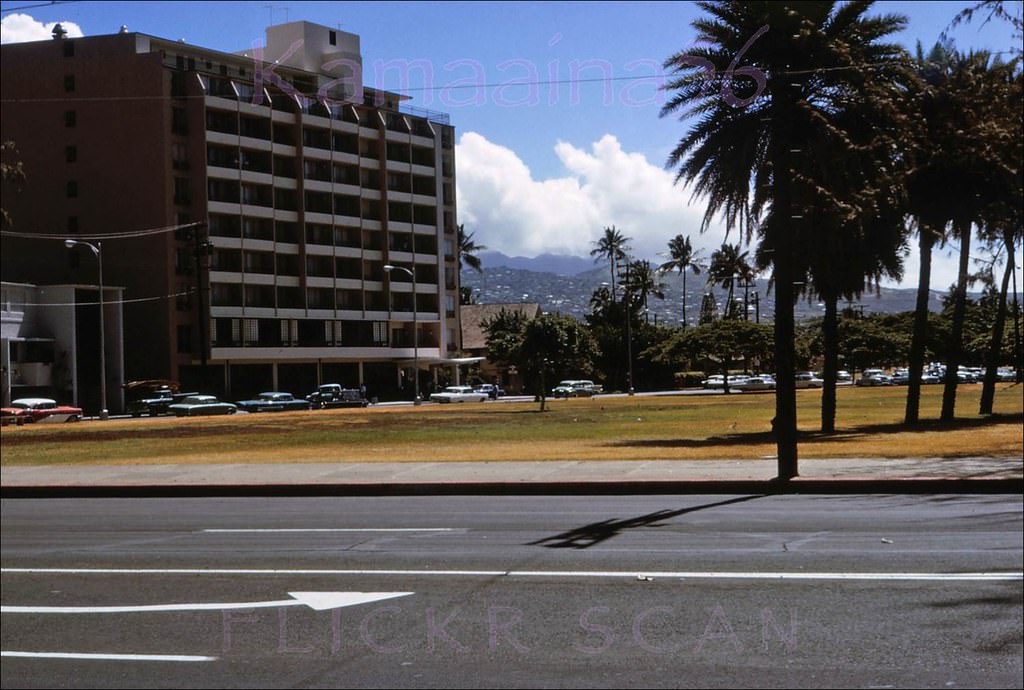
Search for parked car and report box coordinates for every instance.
[552,380,602,398]
[702,375,725,390]
[473,384,505,400]
[236,392,312,413]
[794,373,824,389]
[127,388,199,417]
[836,370,852,382]
[306,384,369,409]
[996,368,1018,382]
[168,395,237,417]
[1,398,82,423]
[856,374,893,386]
[430,386,488,403]
[734,375,776,392]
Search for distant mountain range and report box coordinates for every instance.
[476,251,601,276]
[463,252,953,323]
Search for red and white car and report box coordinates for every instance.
[1,398,83,424]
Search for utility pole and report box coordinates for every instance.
[192,222,212,391]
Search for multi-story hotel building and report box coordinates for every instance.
[1,21,462,410]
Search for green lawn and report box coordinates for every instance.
[1,384,1021,466]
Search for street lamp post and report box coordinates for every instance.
[384,264,419,405]
[65,239,107,419]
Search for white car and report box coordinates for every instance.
[856,374,893,387]
[429,386,488,403]
[552,380,601,398]
[734,376,776,392]
[794,372,824,389]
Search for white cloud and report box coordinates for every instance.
[1,13,84,44]
[455,131,729,265]
[456,131,1024,291]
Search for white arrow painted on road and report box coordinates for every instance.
[0,591,412,614]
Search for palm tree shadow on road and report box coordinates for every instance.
[526,495,765,549]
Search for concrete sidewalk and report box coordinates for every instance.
[2,456,1021,497]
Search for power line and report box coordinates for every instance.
[0,0,79,15]
[0,221,201,241]
[3,288,195,308]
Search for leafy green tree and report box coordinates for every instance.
[658,235,704,329]
[648,320,774,394]
[483,311,598,411]
[661,0,907,478]
[481,308,530,365]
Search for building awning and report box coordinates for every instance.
[397,356,487,368]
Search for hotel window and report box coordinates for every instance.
[281,319,298,346]
[372,321,388,345]
[66,181,78,198]
[64,110,76,127]
[66,146,77,163]
[64,75,75,92]
[243,318,259,345]
[63,41,74,57]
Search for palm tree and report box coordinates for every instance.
[661,0,908,479]
[939,52,1021,422]
[590,226,631,292]
[707,243,751,320]
[897,48,1018,423]
[623,259,667,313]
[658,235,704,328]
[457,224,486,274]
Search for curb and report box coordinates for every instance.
[2,478,1021,499]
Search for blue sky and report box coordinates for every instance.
[2,1,1021,288]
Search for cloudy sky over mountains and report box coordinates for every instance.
[3,2,1020,290]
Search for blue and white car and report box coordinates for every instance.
[235,392,312,413]
[168,395,238,417]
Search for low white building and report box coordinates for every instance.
[1,281,124,413]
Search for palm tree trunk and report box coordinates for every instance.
[1013,259,1022,383]
[681,270,688,330]
[821,293,839,433]
[905,227,936,425]
[941,220,972,422]
[979,236,1014,415]
[771,75,799,481]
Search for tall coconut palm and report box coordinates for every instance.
[974,61,1022,414]
[707,243,751,320]
[457,224,487,274]
[662,0,908,479]
[896,50,1019,423]
[941,53,1022,422]
[590,226,631,292]
[659,235,704,329]
[623,259,667,313]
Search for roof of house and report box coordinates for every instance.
[460,303,541,351]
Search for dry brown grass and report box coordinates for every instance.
[1,383,1021,466]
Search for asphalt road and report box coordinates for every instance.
[2,494,1021,688]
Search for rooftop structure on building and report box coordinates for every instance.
[1,21,461,409]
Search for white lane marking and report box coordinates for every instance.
[1,591,412,614]
[1,651,217,662]
[1,568,1020,582]
[201,528,456,533]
